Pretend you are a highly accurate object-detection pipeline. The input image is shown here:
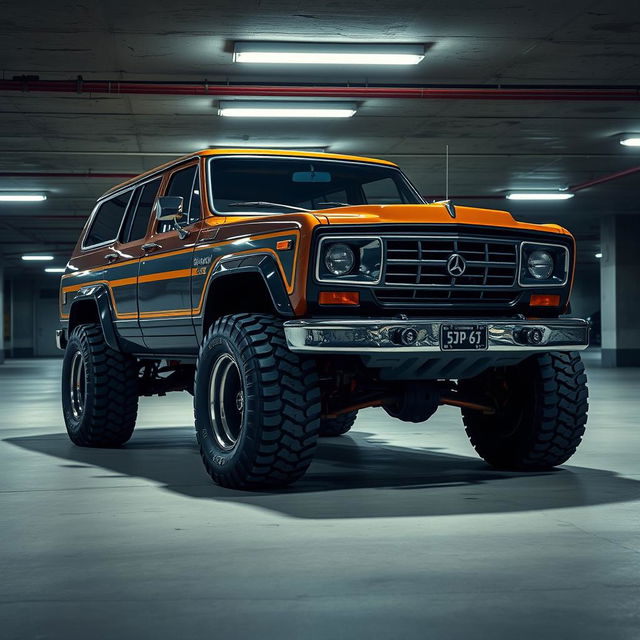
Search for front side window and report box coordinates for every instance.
[158,165,200,233]
[208,157,423,215]
[84,191,132,247]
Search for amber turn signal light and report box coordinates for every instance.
[276,239,292,250]
[318,291,360,306]
[529,293,561,307]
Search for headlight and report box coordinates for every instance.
[317,237,383,283]
[324,243,355,276]
[519,242,569,286]
[527,250,554,279]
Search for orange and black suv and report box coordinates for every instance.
[57,149,589,488]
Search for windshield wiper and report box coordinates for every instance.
[315,201,351,208]
[227,201,310,212]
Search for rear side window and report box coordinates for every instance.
[84,191,132,247]
[123,178,162,243]
[158,165,200,233]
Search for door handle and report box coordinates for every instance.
[142,242,162,252]
[104,252,118,262]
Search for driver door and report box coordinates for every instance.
[137,161,204,353]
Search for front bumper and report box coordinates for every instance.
[283,317,589,354]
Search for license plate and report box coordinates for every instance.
[440,325,488,350]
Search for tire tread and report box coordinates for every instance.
[63,323,138,447]
[195,314,321,488]
[461,351,588,469]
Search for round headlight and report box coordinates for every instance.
[324,243,355,276]
[527,250,554,280]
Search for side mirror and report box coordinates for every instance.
[156,196,184,221]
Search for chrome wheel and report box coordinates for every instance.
[69,350,86,420]
[209,353,244,451]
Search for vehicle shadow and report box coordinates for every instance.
[6,427,640,519]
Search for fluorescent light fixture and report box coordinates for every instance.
[219,101,357,118]
[620,137,640,147]
[233,42,425,65]
[0,193,46,202]
[595,252,603,259]
[45,267,66,273]
[506,192,575,201]
[22,255,54,261]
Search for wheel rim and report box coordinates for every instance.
[208,353,244,451]
[69,350,86,420]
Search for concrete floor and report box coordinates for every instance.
[1,352,639,639]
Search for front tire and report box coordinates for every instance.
[458,352,588,470]
[194,314,321,489]
[61,323,139,447]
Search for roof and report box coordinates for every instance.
[103,148,398,197]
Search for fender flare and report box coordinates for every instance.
[68,284,122,351]
[198,253,294,336]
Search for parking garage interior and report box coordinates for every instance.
[1,2,639,638]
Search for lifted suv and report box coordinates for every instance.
[58,149,589,489]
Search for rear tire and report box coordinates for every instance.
[194,314,321,489]
[61,323,139,447]
[458,351,588,470]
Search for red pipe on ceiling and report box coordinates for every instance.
[1,79,639,101]
[568,166,640,192]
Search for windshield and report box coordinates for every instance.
[208,156,423,215]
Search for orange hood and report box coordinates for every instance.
[312,203,569,236]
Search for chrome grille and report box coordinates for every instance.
[374,289,517,305]
[383,237,518,288]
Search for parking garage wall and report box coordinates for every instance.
[9,277,60,358]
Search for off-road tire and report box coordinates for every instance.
[319,411,358,437]
[458,352,588,470]
[194,314,321,489]
[61,323,139,447]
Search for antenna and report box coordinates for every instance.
[445,144,449,201]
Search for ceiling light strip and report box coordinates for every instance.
[218,101,357,118]
[0,193,46,202]
[233,42,426,66]
[506,193,574,201]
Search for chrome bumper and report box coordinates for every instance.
[283,318,589,354]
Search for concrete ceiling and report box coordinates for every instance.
[1,0,639,274]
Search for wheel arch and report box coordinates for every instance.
[199,254,294,340]
[67,286,121,351]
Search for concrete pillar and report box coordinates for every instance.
[600,215,640,367]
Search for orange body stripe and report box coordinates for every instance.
[61,231,299,320]
[61,230,299,279]
[138,269,192,285]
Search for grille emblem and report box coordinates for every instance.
[446,253,466,277]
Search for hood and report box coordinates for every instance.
[312,203,568,235]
